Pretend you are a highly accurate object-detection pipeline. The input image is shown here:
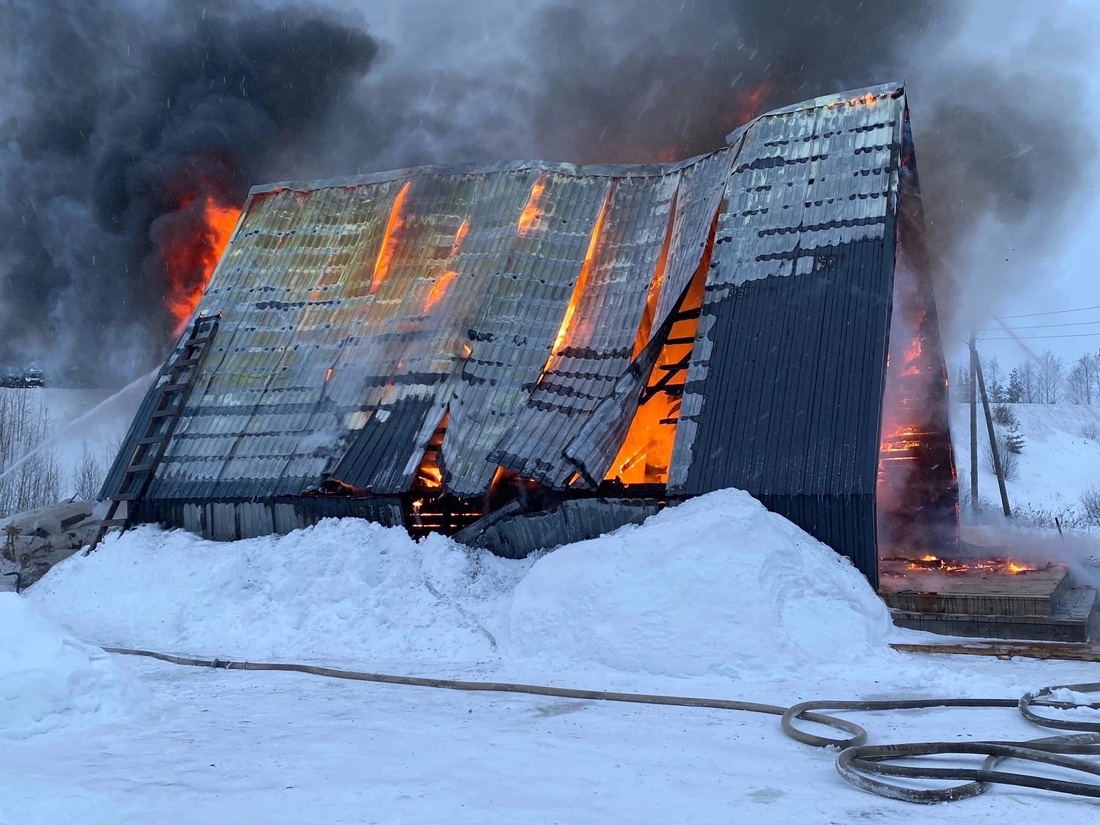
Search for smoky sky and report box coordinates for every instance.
[0,0,378,383]
[0,0,1094,384]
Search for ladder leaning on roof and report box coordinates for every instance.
[86,313,220,554]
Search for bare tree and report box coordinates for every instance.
[72,440,110,502]
[1036,350,1064,404]
[0,390,61,519]
[983,355,1005,402]
[1067,353,1100,405]
[1017,359,1038,403]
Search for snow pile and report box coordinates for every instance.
[0,593,138,739]
[30,520,531,667]
[31,490,894,682]
[510,489,893,678]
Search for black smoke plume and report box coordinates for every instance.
[0,0,378,384]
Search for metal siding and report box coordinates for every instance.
[650,148,736,335]
[490,174,679,486]
[332,170,540,491]
[149,183,400,500]
[561,325,668,486]
[667,89,903,579]
[442,173,610,496]
[673,240,893,496]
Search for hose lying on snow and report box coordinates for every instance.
[104,646,1100,805]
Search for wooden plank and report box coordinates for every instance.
[891,641,1100,662]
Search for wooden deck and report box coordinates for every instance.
[879,564,1070,617]
[879,562,1098,642]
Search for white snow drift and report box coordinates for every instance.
[0,593,138,739]
[30,489,893,682]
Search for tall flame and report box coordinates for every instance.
[166,196,240,335]
[518,176,547,235]
[545,192,610,361]
[370,180,412,295]
[424,270,459,313]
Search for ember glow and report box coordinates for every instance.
[370,180,412,295]
[165,195,240,335]
[889,554,1048,576]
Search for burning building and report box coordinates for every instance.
[102,83,958,588]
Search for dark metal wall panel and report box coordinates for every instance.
[442,174,611,496]
[148,497,403,540]
[670,242,893,498]
[490,174,679,486]
[666,88,905,580]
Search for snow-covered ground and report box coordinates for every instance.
[4,490,1100,823]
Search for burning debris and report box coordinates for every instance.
[882,553,1051,578]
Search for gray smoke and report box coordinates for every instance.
[1,0,1093,384]
[0,0,378,384]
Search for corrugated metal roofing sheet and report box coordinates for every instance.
[665,85,907,578]
[489,173,679,487]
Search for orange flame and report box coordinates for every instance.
[424,270,459,313]
[546,192,609,360]
[166,197,240,335]
[518,176,547,235]
[451,217,470,255]
[370,180,412,295]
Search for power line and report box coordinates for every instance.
[996,304,1100,321]
[976,320,1100,332]
[977,332,1100,341]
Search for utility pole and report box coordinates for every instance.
[969,335,978,514]
[973,343,1012,518]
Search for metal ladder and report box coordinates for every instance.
[88,314,219,552]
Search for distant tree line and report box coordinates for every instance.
[954,350,1100,405]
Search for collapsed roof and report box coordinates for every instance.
[106,82,955,581]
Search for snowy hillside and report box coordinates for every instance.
[950,402,1100,527]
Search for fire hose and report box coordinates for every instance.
[103,646,1100,805]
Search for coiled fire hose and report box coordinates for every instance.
[103,646,1100,805]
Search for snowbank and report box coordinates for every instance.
[509,489,893,677]
[30,519,531,667]
[30,490,895,682]
[0,593,138,739]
